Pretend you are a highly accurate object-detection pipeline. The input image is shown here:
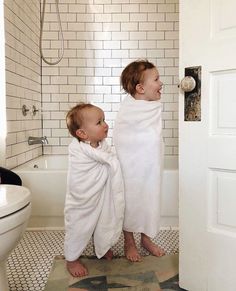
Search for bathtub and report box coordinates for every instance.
[13,155,178,229]
[14,155,68,229]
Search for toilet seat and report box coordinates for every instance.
[0,185,31,218]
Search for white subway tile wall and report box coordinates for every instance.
[5,0,42,168]
[5,0,179,167]
[41,0,179,156]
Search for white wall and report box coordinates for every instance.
[41,0,179,156]
[0,1,6,167]
[4,0,42,168]
[3,0,179,168]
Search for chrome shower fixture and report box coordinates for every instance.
[28,136,49,145]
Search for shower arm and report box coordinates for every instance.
[40,0,64,66]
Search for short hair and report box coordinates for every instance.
[120,59,155,97]
[66,103,94,139]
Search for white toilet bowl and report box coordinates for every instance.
[0,184,31,291]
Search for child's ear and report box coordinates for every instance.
[136,83,144,94]
[76,129,87,140]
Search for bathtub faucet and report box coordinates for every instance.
[28,136,49,145]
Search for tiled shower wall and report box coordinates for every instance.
[4,0,42,169]
[41,0,179,155]
[4,0,179,168]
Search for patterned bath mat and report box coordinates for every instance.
[44,254,185,290]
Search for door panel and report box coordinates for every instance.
[179,0,236,290]
[209,170,236,231]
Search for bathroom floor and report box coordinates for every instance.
[7,229,179,291]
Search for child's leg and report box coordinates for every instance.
[103,249,113,260]
[123,230,142,262]
[141,233,165,257]
[66,258,88,277]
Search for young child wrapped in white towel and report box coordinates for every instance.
[64,103,125,277]
[114,59,165,262]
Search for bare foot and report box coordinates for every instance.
[125,243,142,262]
[141,234,165,257]
[66,259,88,277]
[103,249,113,261]
[124,231,142,262]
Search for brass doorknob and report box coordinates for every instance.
[180,76,196,92]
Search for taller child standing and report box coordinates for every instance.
[113,60,165,262]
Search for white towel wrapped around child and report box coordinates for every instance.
[64,138,125,261]
[113,95,163,238]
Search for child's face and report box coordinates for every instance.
[140,68,163,101]
[78,107,109,147]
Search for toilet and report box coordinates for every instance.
[0,184,31,291]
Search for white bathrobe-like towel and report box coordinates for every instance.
[113,95,163,238]
[64,138,125,261]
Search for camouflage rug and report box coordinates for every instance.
[44,254,185,290]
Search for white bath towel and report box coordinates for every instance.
[64,138,125,261]
[113,95,163,238]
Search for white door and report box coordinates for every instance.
[179,1,236,290]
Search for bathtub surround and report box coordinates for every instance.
[0,1,6,167]
[42,0,179,156]
[4,0,42,169]
[4,0,179,168]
